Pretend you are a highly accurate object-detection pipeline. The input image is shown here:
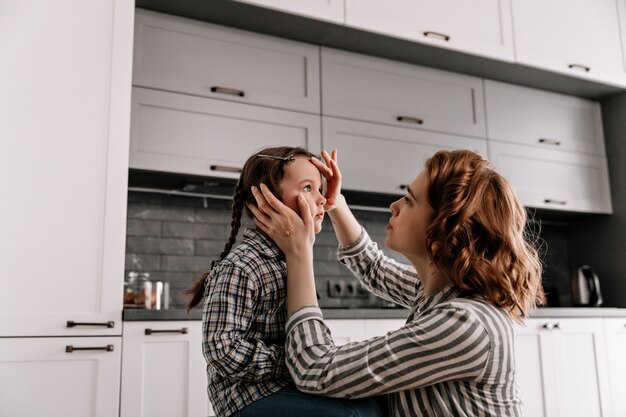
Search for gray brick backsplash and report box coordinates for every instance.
[125,253,160,270]
[126,219,161,237]
[126,236,194,255]
[161,255,212,272]
[162,221,230,239]
[127,205,195,222]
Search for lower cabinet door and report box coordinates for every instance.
[604,318,626,417]
[120,321,213,417]
[0,337,122,417]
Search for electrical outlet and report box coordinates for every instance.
[327,279,369,299]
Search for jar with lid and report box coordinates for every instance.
[123,271,151,309]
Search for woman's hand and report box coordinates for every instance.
[248,183,315,258]
[311,149,342,212]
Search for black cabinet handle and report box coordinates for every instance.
[423,31,450,41]
[66,345,114,352]
[210,165,242,173]
[544,199,567,206]
[66,320,114,328]
[145,327,189,335]
[396,116,423,125]
[210,86,245,97]
[568,63,591,73]
[538,138,561,146]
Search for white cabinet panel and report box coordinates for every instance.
[323,117,487,195]
[515,318,612,417]
[322,48,486,138]
[134,9,320,113]
[121,321,213,417]
[0,337,122,417]
[0,0,132,336]
[605,318,626,417]
[484,80,605,156]
[130,87,322,178]
[345,0,514,61]
[234,0,345,24]
[488,141,612,214]
[511,0,626,86]
[325,319,366,344]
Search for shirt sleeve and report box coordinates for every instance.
[202,263,287,382]
[338,227,422,308]
[285,305,490,398]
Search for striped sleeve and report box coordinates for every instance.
[285,304,491,398]
[337,228,422,308]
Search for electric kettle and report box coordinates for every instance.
[571,265,603,307]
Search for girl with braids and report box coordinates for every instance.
[249,148,544,417]
[185,147,382,417]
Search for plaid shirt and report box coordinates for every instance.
[202,228,291,417]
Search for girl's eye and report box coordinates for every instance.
[303,184,312,192]
[404,196,412,204]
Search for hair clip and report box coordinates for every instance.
[257,154,296,163]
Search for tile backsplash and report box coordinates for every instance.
[125,191,571,309]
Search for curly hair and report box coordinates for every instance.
[424,150,544,321]
[185,146,318,312]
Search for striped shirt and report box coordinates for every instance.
[202,228,291,417]
[285,229,523,417]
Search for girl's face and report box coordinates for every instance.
[279,157,326,234]
[386,170,434,263]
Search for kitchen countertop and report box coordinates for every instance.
[123,306,626,321]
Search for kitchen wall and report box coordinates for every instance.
[125,190,571,309]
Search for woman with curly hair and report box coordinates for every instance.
[248,148,544,417]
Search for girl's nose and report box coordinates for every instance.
[390,199,399,215]
[317,192,327,206]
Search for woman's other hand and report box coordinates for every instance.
[249,183,315,258]
[312,149,342,212]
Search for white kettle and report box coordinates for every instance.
[571,265,603,307]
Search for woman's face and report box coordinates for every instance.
[386,170,434,262]
[279,157,326,234]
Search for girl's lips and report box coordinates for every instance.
[386,224,392,231]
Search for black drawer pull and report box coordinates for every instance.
[538,138,561,146]
[210,165,242,173]
[210,86,245,97]
[544,199,567,205]
[396,116,423,125]
[568,63,591,73]
[399,184,408,190]
[66,345,114,352]
[145,327,188,335]
[67,320,115,328]
[423,31,450,41]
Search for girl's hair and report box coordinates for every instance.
[185,146,317,311]
[423,149,544,321]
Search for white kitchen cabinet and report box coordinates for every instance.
[345,0,514,61]
[511,0,626,87]
[121,321,214,417]
[488,141,612,214]
[322,48,486,138]
[0,0,133,336]
[0,337,122,417]
[604,318,626,417]
[323,117,487,195]
[133,9,321,114]
[130,87,322,179]
[234,0,345,24]
[325,319,366,344]
[514,318,612,417]
[484,80,606,156]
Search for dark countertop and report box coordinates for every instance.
[123,306,626,321]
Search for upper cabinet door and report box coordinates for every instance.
[233,0,345,24]
[0,0,132,336]
[133,9,321,113]
[511,0,626,86]
[322,48,486,138]
[345,0,515,61]
[484,80,606,156]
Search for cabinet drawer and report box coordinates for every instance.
[322,48,486,138]
[485,80,605,155]
[130,88,322,178]
[488,141,612,214]
[323,117,487,195]
[345,0,514,61]
[133,9,320,113]
[234,0,345,24]
[511,0,626,87]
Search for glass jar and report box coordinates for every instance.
[123,271,151,309]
